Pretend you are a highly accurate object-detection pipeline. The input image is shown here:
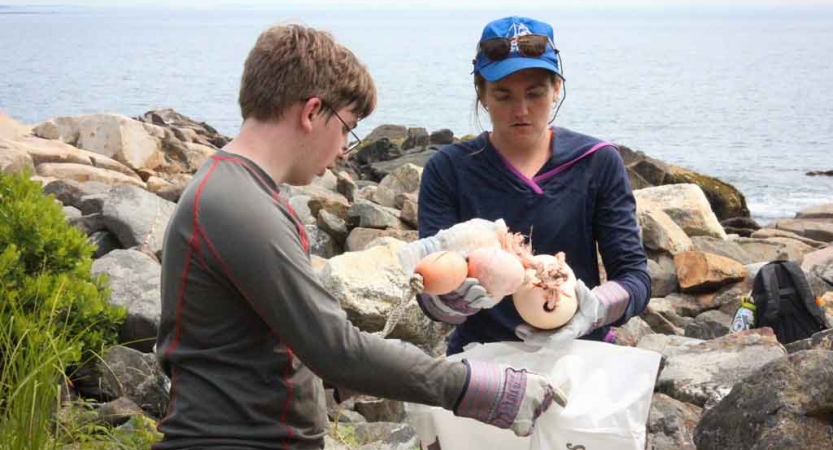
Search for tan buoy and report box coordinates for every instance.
[512,254,578,329]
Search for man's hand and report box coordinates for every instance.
[455,360,567,437]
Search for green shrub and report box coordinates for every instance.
[0,170,125,367]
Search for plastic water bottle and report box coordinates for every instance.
[397,236,441,273]
[731,293,756,332]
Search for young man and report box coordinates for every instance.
[154,24,562,449]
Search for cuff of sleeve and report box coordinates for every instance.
[455,360,524,429]
[593,281,630,327]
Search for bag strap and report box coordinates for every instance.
[760,263,782,323]
[781,261,829,327]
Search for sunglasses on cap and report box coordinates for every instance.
[477,34,558,61]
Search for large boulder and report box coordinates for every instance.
[771,218,833,243]
[663,165,750,221]
[101,184,176,257]
[317,239,446,349]
[639,206,693,255]
[378,163,422,196]
[11,134,136,177]
[635,184,727,239]
[655,328,786,408]
[618,144,749,220]
[36,162,145,187]
[796,204,833,220]
[646,393,701,450]
[93,346,169,419]
[35,114,166,171]
[0,138,34,174]
[92,249,162,353]
[694,350,833,450]
[137,108,230,149]
[673,251,746,293]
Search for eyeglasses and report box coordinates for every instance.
[477,34,557,61]
[322,101,362,154]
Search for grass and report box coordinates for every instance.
[0,279,160,450]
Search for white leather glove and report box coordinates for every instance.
[413,276,499,324]
[516,279,630,348]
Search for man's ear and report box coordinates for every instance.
[299,98,324,134]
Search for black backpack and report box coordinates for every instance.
[752,260,829,345]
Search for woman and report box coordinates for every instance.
[415,16,651,355]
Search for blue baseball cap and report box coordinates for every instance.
[473,16,562,82]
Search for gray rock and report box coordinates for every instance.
[368,149,437,180]
[694,350,833,450]
[649,259,679,297]
[379,163,422,196]
[353,397,405,423]
[63,205,82,220]
[318,240,445,348]
[613,316,655,346]
[289,195,315,224]
[751,228,828,248]
[97,397,144,427]
[785,328,833,353]
[43,179,110,209]
[345,228,418,252]
[86,346,170,419]
[362,124,408,145]
[656,329,786,408]
[355,138,403,166]
[429,129,454,145]
[646,393,701,450]
[772,218,833,243]
[347,200,401,229]
[399,195,418,229]
[78,192,108,215]
[637,334,704,361]
[92,249,161,352]
[796,204,833,220]
[641,297,690,335]
[402,127,429,150]
[353,422,417,450]
[88,230,122,259]
[305,224,341,259]
[102,184,175,257]
[691,236,754,264]
[336,171,358,203]
[317,209,349,245]
[684,310,733,340]
[67,213,108,236]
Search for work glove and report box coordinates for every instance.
[515,279,630,348]
[455,359,567,437]
[398,218,508,273]
[412,276,499,324]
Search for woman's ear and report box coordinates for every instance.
[552,77,563,101]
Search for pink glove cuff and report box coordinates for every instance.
[592,281,630,327]
[455,360,525,429]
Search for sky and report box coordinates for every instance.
[2,0,831,10]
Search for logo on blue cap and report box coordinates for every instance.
[473,16,563,83]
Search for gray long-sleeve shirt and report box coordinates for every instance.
[154,150,466,450]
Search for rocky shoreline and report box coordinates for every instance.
[2,108,833,449]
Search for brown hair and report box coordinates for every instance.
[238,24,377,122]
[472,71,563,129]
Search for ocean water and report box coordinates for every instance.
[2,6,832,224]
